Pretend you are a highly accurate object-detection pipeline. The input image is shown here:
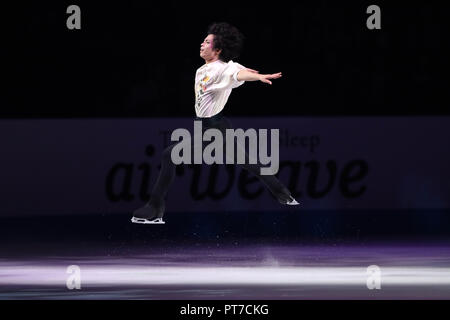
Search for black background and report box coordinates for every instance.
[4,0,449,118]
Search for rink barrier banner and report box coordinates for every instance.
[1,117,449,216]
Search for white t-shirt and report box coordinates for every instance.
[194,59,246,118]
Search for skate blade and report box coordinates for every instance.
[287,198,300,205]
[131,217,165,224]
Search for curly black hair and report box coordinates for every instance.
[207,22,245,62]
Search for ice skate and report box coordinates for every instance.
[273,187,300,206]
[284,196,300,205]
[131,200,165,225]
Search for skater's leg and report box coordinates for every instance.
[209,115,299,205]
[149,143,177,204]
[132,128,209,223]
[132,142,178,223]
[231,149,297,204]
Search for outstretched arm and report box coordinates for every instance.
[237,68,282,85]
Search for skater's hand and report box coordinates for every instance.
[258,72,282,85]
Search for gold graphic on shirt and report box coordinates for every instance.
[196,73,213,109]
[200,75,210,92]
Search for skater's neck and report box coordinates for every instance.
[204,57,221,64]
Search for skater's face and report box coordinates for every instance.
[200,34,221,63]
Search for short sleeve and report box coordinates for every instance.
[208,60,246,91]
[229,61,246,88]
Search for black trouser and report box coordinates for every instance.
[149,111,289,205]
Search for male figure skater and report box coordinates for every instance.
[132,22,299,224]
